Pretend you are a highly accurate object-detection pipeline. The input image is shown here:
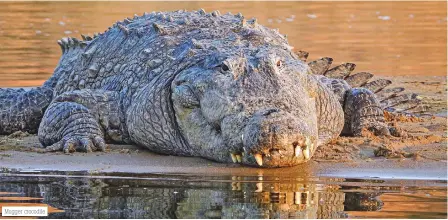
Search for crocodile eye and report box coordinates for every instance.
[221,63,230,72]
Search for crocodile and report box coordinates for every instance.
[0,9,423,167]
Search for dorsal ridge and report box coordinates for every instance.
[57,37,87,54]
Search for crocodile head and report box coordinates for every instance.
[171,46,318,167]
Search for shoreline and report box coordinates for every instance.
[1,150,446,181]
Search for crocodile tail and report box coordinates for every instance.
[0,87,53,134]
[302,51,428,114]
[0,36,91,135]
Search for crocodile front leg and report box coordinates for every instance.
[38,89,127,153]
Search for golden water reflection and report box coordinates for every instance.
[0,1,446,87]
[0,173,446,219]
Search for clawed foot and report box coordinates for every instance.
[44,135,107,153]
[353,121,390,137]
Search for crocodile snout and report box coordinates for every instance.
[240,108,317,167]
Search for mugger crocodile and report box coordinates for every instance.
[0,10,423,167]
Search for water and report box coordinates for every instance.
[0,1,446,87]
[0,171,446,219]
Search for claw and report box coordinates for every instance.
[51,136,107,153]
[79,138,93,152]
[93,136,107,151]
[63,139,76,154]
[254,154,263,166]
[45,141,63,152]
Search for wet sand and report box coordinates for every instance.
[0,76,446,180]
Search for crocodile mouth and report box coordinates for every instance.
[224,108,318,168]
[237,133,318,168]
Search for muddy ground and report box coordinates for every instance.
[0,76,446,179]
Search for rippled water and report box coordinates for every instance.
[0,1,446,87]
[0,171,446,219]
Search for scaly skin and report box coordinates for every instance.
[0,9,401,167]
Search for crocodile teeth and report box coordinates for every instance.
[294,146,301,157]
[294,138,306,157]
[303,148,310,160]
[303,137,312,160]
[294,192,301,205]
[254,154,263,166]
[235,154,242,163]
[230,153,237,163]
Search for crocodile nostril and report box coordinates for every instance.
[213,122,222,133]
